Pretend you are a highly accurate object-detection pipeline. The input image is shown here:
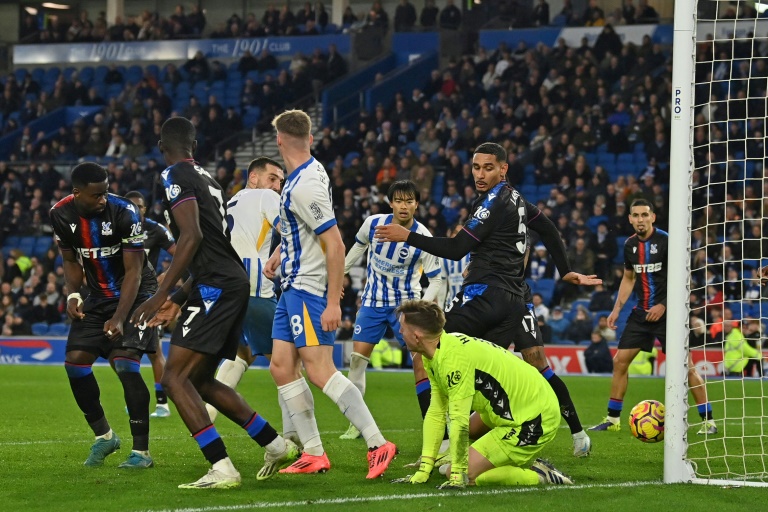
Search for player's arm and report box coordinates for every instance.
[105,249,144,342]
[437,266,449,307]
[131,200,202,326]
[60,247,86,320]
[608,268,636,329]
[344,219,372,274]
[319,225,345,331]
[445,394,473,486]
[421,253,443,303]
[527,201,601,286]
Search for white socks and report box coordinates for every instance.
[277,390,298,444]
[323,371,386,449]
[264,434,287,456]
[278,377,324,456]
[96,429,114,441]
[347,352,370,397]
[206,356,250,422]
[212,456,239,476]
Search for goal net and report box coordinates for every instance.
[666,0,768,486]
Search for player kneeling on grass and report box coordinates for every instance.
[391,300,572,488]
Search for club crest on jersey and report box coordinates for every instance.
[309,202,323,221]
[398,247,410,259]
[650,244,658,254]
[197,284,222,314]
[101,222,112,235]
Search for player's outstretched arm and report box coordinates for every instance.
[375,224,479,261]
[608,268,636,329]
[562,272,603,287]
[131,200,202,326]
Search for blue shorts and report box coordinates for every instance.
[352,306,405,347]
[272,288,335,348]
[241,296,278,356]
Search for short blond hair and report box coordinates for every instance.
[272,109,312,139]
[396,300,445,336]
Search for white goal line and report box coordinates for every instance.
[137,481,662,512]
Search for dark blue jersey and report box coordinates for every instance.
[462,182,540,297]
[624,228,668,310]
[160,160,248,284]
[50,194,157,299]
[143,218,175,270]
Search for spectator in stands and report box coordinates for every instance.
[395,0,417,32]
[439,0,462,30]
[622,0,636,24]
[548,306,571,342]
[584,331,613,373]
[83,127,108,156]
[595,314,616,342]
[533,0,550,26]
[582,0,605,26]
[29,292,61,324]
[2,310,31,335]
[104,65,123,85]
[532,293,551,321]
[558,0,576,25]
[636,0,660,24]
[296,2,315,25]
[342,6,359,27]
[567,306,594,343]
[187,4,207,35]
[367,1,389,31]
[420,0,439,29]
[184,50,210,82]
[316,3,329,29]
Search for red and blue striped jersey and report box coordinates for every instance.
[624,228,668,310]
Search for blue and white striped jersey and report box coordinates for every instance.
[441,254,471,309]
[278,157,337,296]
[354,214,441,308]
[227,188,281,299]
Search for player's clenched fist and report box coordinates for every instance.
[391,460,433,484]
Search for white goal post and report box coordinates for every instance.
[666,0,768,486]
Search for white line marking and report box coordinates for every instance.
[136,481,661,512]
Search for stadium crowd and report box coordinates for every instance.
[1,1,763,359]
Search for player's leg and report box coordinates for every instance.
[688,351,717,434]
[270,289,326,471]
[341,307,388,439]
[109,348,153,469]
[294,289,396,478]
[205,343,254,422]
[590,314,650,432]
[147,333,170,418]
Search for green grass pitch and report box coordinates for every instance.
[1,365,766,511]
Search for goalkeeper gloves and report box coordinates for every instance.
[436,471,468,490]
[390,460,434,484]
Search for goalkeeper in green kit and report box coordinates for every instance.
[391,300,573,488]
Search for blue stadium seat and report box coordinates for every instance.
[48,323,71,336]
[344,151,360,167]
[31,322,49,336]
[533,278,556,306]
[94,65,109,84]
[551,14,567,26]
[145,64,160,79]
[404,141,421,156]
[519,185,537,201]
[325,23,339,33]
[455,150,468,164]
[242,107,262,129]
[33,236,52,258]
[597,153,615,166]
[614,236,628,263]
[126,65,143,85]
[14,69,28,82]
[617,153,633,165]
[5,235,20,248]
[584,153,597,168]
[431,173,445,204]
[31,68,45,84]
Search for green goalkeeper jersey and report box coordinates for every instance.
[421,332,560,474]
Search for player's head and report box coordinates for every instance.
[472,142,508,193]
[272,109,313,154]
[247,156,284,192]
[159,116,197,164]
[124,190,147,221]
[71,162,108,216]
[396,300,445,353]
[387,180,419,226]
[628,198,655,237]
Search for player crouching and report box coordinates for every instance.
[391,300,572,488]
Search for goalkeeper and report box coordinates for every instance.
[392,300,572,488]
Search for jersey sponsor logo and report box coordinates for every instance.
[650,244,658,254]
[634,262,663,273]
[446,370,461,388]
[372,256,407,275]
[164,210,171,225]
[166,184,181,200]
[474,206,490,220]
[101,222,112,236]
[77,244,121,259]
[69,223,77,232]
[194,164,212,179]
[309,202,324,221]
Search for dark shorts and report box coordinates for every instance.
[67,296,158,359]
[444,284,543,351]
[618,309,667,353]
[171,280,250,361]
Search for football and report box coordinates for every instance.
[628,400,665,443]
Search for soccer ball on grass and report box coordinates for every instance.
[628,400,664,443]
